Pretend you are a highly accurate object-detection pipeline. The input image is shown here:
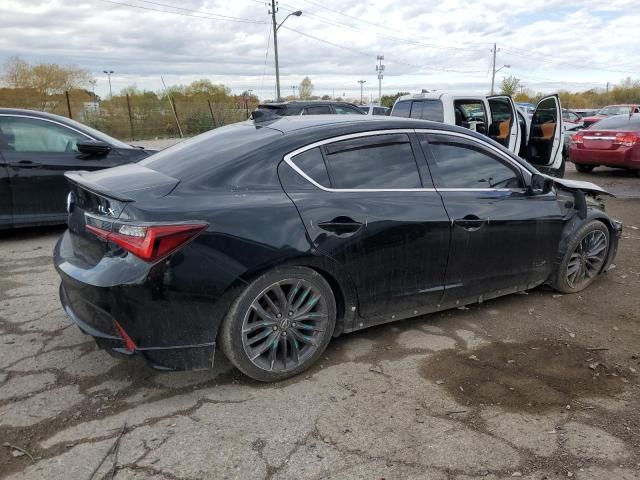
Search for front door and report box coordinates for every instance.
[279,131,450,320]
[487,95,521,153]
[0,115,122,223]
[0,150,10,227]
[526,95,564,172]
[418,131,564,305]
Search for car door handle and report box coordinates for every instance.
[10,160,43,169]
[454,215,487,231]
[318,217,363,234]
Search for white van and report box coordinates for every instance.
[391,93,565,177]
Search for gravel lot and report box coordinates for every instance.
[0,163,638,480]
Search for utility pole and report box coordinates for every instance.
[606,81,610,94]
[103,70,114,98]
[357,80,366,104]
[376,55,385,104]
[490,44,497,95]
[269,1,302,101]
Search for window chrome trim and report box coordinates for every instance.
[0,113,94,140]
[283,128,530,193]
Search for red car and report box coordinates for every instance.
[581,104,640,128]
[569,114,640,174]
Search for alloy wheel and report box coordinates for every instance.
[241,279,329,372]
[566,229,608,289]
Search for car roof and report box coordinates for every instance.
[250,114,472,136]
[0,108,74,123]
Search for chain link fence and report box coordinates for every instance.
[0,88,256,140]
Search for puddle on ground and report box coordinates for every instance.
[419,340,631,412]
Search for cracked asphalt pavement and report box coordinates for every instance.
[1,165,639,480]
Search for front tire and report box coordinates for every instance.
[552,220,610,294]
[219,266,336,382]
[575,164,595,173]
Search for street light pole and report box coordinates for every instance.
[376,55,385,104]
[103,70,114,98]
[270,1,302,101]
[357,80,366,105]
[491,63,511,95]
[291,85,298,99]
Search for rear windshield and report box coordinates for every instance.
[587,115,640,131]
[598,106,632,116]
[139,124,282,179]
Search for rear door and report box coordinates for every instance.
[278,131,450,322]
[0,115,124,223]
[526,95,564,172]
[487,95,521,153]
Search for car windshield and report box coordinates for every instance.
[598,106,631,116]
[587,115,640,131]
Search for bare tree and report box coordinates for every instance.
[299,77,314,100]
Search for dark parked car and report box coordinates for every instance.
[569,114,640,174]
[54,115,621,382]
[255,101,365,116]
[0,108,154,229]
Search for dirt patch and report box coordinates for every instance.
[419,340,634,412]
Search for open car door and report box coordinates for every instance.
[526,95,564,175]
[487,95,521,153]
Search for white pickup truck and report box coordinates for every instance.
[391,92,565,177]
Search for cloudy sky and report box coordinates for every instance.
[1,0,639,100]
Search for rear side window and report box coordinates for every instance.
[139,124,282,180]
[290,147,331,187]
[411,100,444,122]
[392,101,411,118]
[323,134,421,189]
[420,133,521,189]
[303,106,331,115]
[334,105,364,115]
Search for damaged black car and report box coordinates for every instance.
[54,115,621,381]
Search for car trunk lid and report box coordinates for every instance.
[64,164,180,266]
[582,130,621,150]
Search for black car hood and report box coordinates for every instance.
[65,163,179,202]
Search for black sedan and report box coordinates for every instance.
[54,115,621,381]
[0,108,154,229]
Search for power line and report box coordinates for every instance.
[95,0,268,23]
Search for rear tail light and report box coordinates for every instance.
[87,222,207,262]
[613,133,639,147]
[572,132,584,144]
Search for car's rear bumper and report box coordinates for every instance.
[569,145,640,168]
[53,230,237,370]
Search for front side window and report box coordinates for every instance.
[420,133,521,189]
[323,134,421,189]
[303,106,331,115]
[0,116,86,153]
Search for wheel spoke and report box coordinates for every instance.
[296,323,325,333]
[250,331,278,360]
[293,312,328,322]
[295,294,321,317]
[268,335,279,371]
[262,292,281,316]
[281,335,288,369]
[246,327,275,345]
[290,335,300,364]
[286,280,302,309]
[272,284,288,312]
[242,320,276,334]
[292,287,311,311]
[290,327,318,347]
[251,303,276,322]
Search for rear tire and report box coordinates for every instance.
[552,220,610,294]
[575,164,595,173]
[219,266,336,382]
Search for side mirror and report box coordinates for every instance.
[530,173,553,195]
[77,140,111,157]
